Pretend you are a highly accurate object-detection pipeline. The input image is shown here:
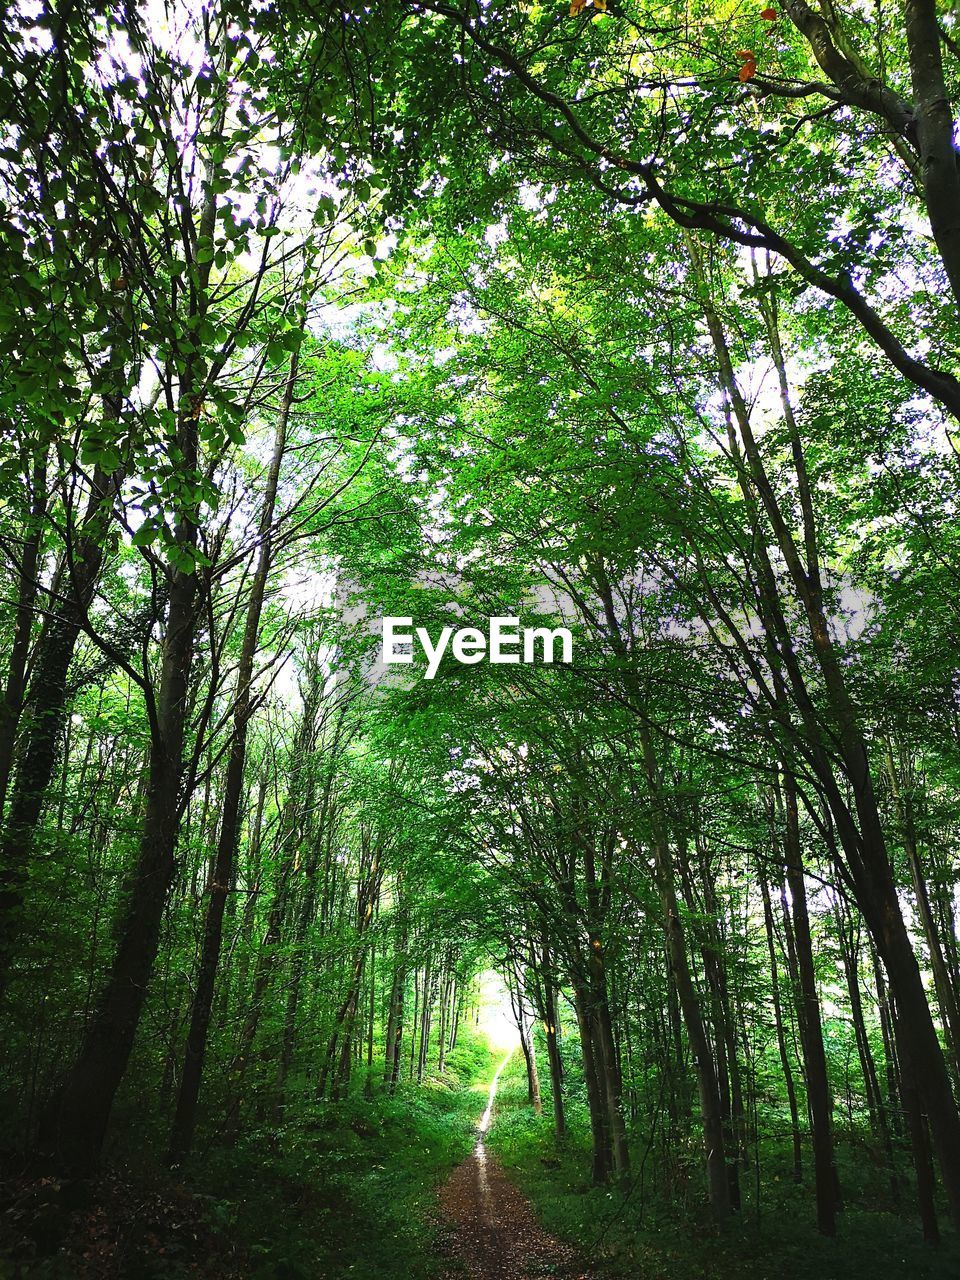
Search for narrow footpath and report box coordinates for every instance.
[437,1054,595,1280]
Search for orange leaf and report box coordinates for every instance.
[760,6,777,17]
[739,58,757,81]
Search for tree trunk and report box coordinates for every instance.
[166,352,297,1165]
[835,896,900,1204]
[870,942,902,1136]
[0,459,122,995]
[383,895,408,1090]
[588,941,629,1179]
[760,872,803,1182]
[572,978,612,1185]
[438,953,452,1074]
[884,740,960,1081]
[892,991,940,1243]
[902,0,960,309]
[417,949,434,1085]
[0,447,47,815]
[782,776,837,1236]
[540,943,566,1138]
[39,538,200,1172]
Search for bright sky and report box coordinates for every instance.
[474,969,521,1054]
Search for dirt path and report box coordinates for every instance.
[437,1054,594,1280]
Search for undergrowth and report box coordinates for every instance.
[1,1030,495,1280]
[485,1053,960,1280]
[188,1028,494,1279]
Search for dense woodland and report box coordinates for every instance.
[2,1,960,1277]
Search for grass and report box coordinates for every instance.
[485,1053,960,1280]
[189,1029,496,1280]
[0,1030,496,1280]
[16,1032,951,1280]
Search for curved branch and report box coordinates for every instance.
[411,1,960,420]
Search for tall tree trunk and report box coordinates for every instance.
[835,896,900,1204]
[892,992,940,1243]
[0,456,122,995]
[588,940,629,1179]
[524,1010,542,1115]
[571,977,612,1186]
[884,739,960,1081]
[0,447,47,815]
[684,828,742,1208]
[438,952,452,1074]
[781,775,837,1236]
[870,942,902,1137]
[328,848,381,1101]
[902,0,960,308]
[539,942,566,1139]
[383,892,408,1091]
[417,948,434,1085]
[510,964,542,1114]
[656,864,730,1219]
[408,964,420,1081]
[166,351,297,1165]
[449,982,462,1053]
[39,523,200,1171]
[760,871,803,1182]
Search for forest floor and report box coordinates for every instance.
[0,1032,495,1279]
[486,1057,960,1280]
[435,1054,594,1280]
[6,1044,960,1280]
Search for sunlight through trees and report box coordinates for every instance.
[1,1,960,1276]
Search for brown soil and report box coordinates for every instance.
[437,1137,594,1280]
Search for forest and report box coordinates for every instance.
[1,0,960,1277]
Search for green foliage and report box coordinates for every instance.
[489,1059,960,1280]
[192,1030,496,1280]
[2,1,960,1276]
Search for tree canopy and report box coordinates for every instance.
[1,2,960,1277]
